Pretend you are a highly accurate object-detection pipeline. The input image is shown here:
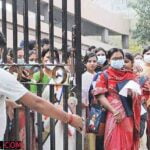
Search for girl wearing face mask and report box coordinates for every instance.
[82,53,97,150]
[93,48,141,150]
[134,53,143,66]
[95,48,108,72]
[140,47,150,149]
[82,53,97,109]
[141,47,150,77]
[30,49,58,94]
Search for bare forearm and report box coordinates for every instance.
[20,92,69,123]
[96,94,116,114]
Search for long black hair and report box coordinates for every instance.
[83,52,97,64]
[125,52,134,64]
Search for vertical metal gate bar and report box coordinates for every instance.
[37,84,43,150]
[37,0,41,63]
[13,109,19,141]
[49,0,54,63]
[63,85,68,150]
[25,106,31,149]
[71,25,76,75]
[62,0,67,63]
[2,0,6,36]
[74,0,82,150]
[2,0,7,63]
[36,1,43,148]
[12,0,18,63]
[24,0,29,63]
[72,25,76,50]
[2,1,8,140]
[23,1,30,149]
[50,84,55,150]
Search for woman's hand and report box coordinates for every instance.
[143,80,150,92]
[133,65,143,73]
[128,89,139,98]
[113,111,122,124]
[68,114,83,132]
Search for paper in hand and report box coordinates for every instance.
[119,80,141,97]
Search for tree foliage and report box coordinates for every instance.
[130,0,150,45]
[129,39,142,54]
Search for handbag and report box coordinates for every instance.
[86,104,107,135]
[86,71,108,135]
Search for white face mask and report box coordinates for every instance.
[29,61,37,64]
[25,61,38,70]
[134,59,143,65]
[111,59,124,69]
[18,58,24,64]
[97,55,106,65]
[144,55,150,64]
[46,61,55,70]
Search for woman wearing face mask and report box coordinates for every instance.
[93,48,141,150]
[139,46,150,149]
[89,48,108,150]
[23,50,38,77]
[82,53,97,150]
[95,47,108,72]
[141,47,150,77]
[30,49,59,94]
[134,53,143,65]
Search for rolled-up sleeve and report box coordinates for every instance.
[0,69,28,101]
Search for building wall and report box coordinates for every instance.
[0,0,129,50]
[44,0,130,35]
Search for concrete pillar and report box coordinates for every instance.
[101,28,109,43]
[122,35,129,49]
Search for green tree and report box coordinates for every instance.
[129,39,142,54]
[130,0,150,45]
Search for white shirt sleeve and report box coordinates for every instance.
[0,69,28,101]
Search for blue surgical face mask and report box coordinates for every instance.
[97,55,106,65]
[111,59,124,69]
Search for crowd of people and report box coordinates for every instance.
[0,30,150,150]
[82,46,150,150]
[0,32,83,150]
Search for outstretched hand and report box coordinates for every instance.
[69,114,83,132]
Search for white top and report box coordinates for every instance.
[0,68,28,140]
[82,71,95,106]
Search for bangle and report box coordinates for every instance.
[68,114,73,124]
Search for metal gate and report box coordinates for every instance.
[0,0,82,150]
